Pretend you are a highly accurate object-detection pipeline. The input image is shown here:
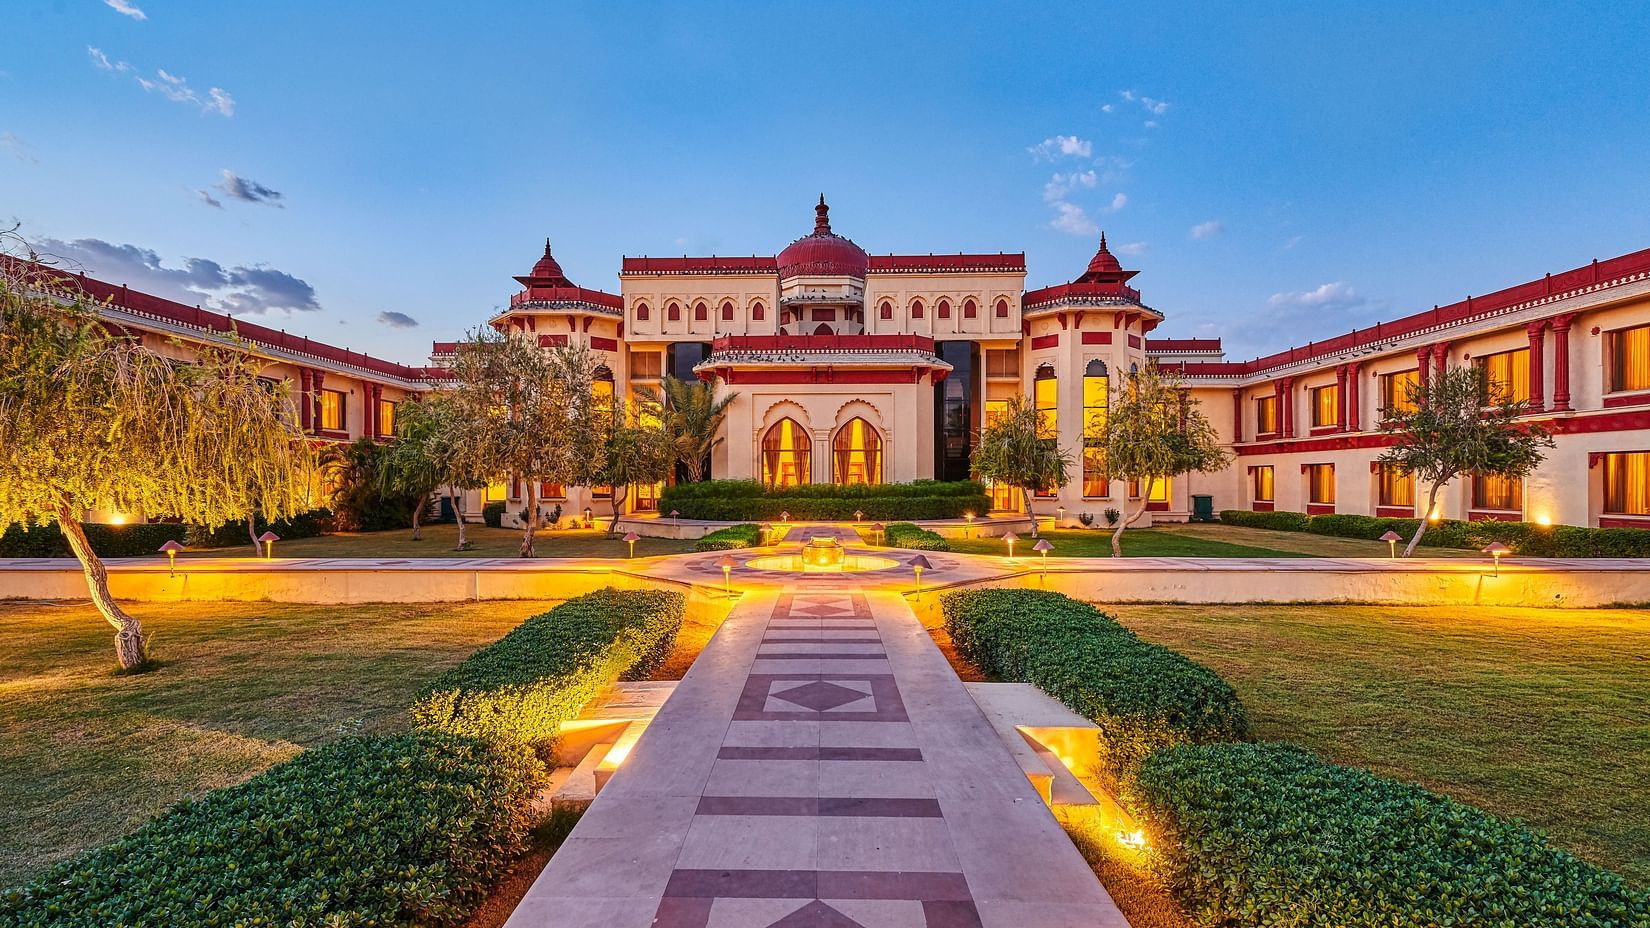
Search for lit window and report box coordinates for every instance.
[319,389,345,431]
[1603,451,1650,514]
[1082,359,1109,498]
[1380,369,1419,416]
[984,398,1008,427]
[832,417,883,484]
[1473,472,1522,511]
[761,418,812,487]
[485,482,507,503]
[1128,478,1170,502]
[1608,324,1650,393]
[1034,366,1057,438]
[1475,348,1530,405]
[540,481,566,500]
[1252,465,1274,502]
[1379,464,1414,508]
[378,400,396,437]
[1311,384,1340,428]
[1255,395,1279,434]
[987,481,1018,513]
[632,480,662,512]
[593,368,615,416]
[1307,464,1335,505]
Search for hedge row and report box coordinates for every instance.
[410,588,685,746]
[1221,509,1650,557]
[1127,742,1650,928]
[694,523,762,551]
[184,509,333,549]
[0,733,544,928]
[0,522,187,559]
[660,480,992,521]
[940,589,1249,790]
[661,479,987,502]
[883,522,950,551]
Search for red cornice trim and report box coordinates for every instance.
[868,253,1026,273]
[709,367,931,385]
[1306,503,1336,515]
[1599,516,1650,529]
[1602,391,1650,409]
[1250,501,1275,512]
[1375,506,1416,518]
[1468,509,1524,522]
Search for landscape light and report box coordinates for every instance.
[870,522,885,545]
[1483,541,1511,577]
[1033,538,1053,575]
[159,539,185,576]
[669,509,680,525]
[853,509,864,524]
[1379,530,1402,559]
[584,506,593,527]
[909,554,931,594]
[759,522,773,545]
[623,531,641,558]
[779,510,792,525]
[1116,829,1148,851]
[716,554,738,593]
[257,531,279,560]
[964,511,975,538]
[1002,530,1019,561]
[1056,506,1066,528]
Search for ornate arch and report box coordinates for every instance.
[832,417,884,485]
[761,417,812,487]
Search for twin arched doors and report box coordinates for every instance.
[760,416,883,487]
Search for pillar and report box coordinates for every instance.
[1232,389,1243,443]
[1281,377,1295,438]
[1335,365,1348,431]
[1432,341,1450,378]
[312,371,326,434]
[1525,320,1547,412]
[1347,361,1361,431]
[1416,346,1431,388]
[1551,313,1576,412]
[299,369,313,431]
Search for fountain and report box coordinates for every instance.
[743,532,903,574]
[799,535,847,572]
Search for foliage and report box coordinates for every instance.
[321,438,422,532]
[661,479,989,521]
[184,509,331,549]
[1099,366,1230,555]
[410,588,685,746]
[0,733,545,928]
[693,523,763,551]
[640,376,735,483]
[377,395,469,541]
[1104,507,1122,527]
[883,522,950,551]
[1217,509,1312,532]
[1379,366,1554,555]
[1218,509,1650,557]
[0,245,318,668]
[1125,742,1650,928]
[941,589,1250,790]
[481,501,506,528]
[0,522,186,559]
[1077,511,1096,527]
[599,392,675,532]
[970,394,1070,526]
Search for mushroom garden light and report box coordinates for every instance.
[964,511,975,538]
[1033,538,1053,575]
[159,539,184,576]
[1483,541,1511,576]
[717,554,737,593]
[257,531,279,560]
[759,522,773,545]
[909,554,931,594]
[1002,530,1019,561]
[623,531,641,558]
[1380,530,1403,558]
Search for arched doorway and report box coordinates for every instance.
[832,417,883,485]
[761,418,812,487]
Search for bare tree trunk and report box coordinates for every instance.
[449,485,469,550]
[246,513,259,554]
[1404,479,1445,557]
[519,483,539,558]
[410,497,423,541]
[1022,487,1039,538]
[1111,477,1154,558]
[56,506,148,670]
[607,484,626,537]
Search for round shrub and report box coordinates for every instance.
[883,522,950,551]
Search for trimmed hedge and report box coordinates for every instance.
[0,522,187,559]
[481,501,506,528]
[694,523,763,551]
[884,522,950,551]
[659,479,991,522]
[1127,742,1650,928]
[184,509,332,549]
[1219,509,1650,557]
[411,588,685,746]
[0,733,544,928]
[940,589,1249,789]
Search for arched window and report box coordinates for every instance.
[1034,363,1058,438]
[634,302,650,321]
[720,300,734,321]
[814,322,833,336]
[995,298,1010,318]
[761,418,812,487]
[1082,359,1109,497]
[694,301,708,322]
[751,301,765,321]
[592,364,616,416]
[963,298,978,318]
[910,299,924,319]
[937,298,951,319]
[879,301,893,320]
[832,417,883,485]
[667,302,681,322]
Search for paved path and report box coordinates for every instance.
[504,580,1126,928]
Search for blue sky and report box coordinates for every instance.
[3,1,1648,363]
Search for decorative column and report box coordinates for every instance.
[1525,320,1548,411]
[1347,362,1362,431]
[299,369,313,431]
[1416,346,1432,388]
[1281,377,1295,438]
[369,384,381,438]
[1432,341,1450,379]
[1335,365,1349,431]
[311,371,326,434]
[1232,389,1243,443]
[1551,313,1576,411]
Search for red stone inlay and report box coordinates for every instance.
[762,637,883,644]
[736,674,907,723]
[769,900,868,928]
[695,796,943,817]
[770,680,874,712]
[756,653,889,661]
[717,746,924,762]
[662,869,973,901]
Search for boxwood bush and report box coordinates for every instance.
[1216,509,1311,532]
[659,479,991,521]
[410,588,685,746]
[883,522,950,551]
[694,523,763,551]
[941,589,1249,789]
[1219,509,1650,557]
[0,522,187,559]
[1126,742,1650,928]
[481,501,506,528]
[0,733,544,928]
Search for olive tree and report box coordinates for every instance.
[599,392,675,535]
[0,254,316,669]
[970,394,1071,536]
[1099,366,1229,557]
[1379,365,1553,556]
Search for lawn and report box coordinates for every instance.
[932,523,1480,558]
[0,598,557,886]
[1107,603,1650,885]
[184,523,697,559]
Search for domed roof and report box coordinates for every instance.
[514,239,575,288]
[1074,232,1139,285]
[777,196,868,279]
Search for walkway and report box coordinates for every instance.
[504,581,1126,928]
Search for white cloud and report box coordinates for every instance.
[1050,202,1098,236]
[1120,89,1171,115]
[1190,220,1224,240]
[1028,134,1093,161]
[35,237,320,315]
[1114,241,1149,255]
[90,48,234,116]
[104,0,147,20]
[1283,234,1306,250]
[87,46,128,72]
[1143,120,1159,129]
[1267,281,1365,310]
[1107,192,1128,212]
[1042,170,1097,203]
[195,189,223,208]
[1100,103,1115,114]
[377,310,419,329]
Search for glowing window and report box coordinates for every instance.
[1379,464,1414,508]
[761,418,812,487]
[1082,359,1108,498]
[1252,465,1274,502]
[1603,451,1650,514]
[1476,348,1530,405]
[485,482,507,503]
[1311,384,1340,428]
[1033,365,1057,438]
[1609,324,1650,393]
[1473,472,1522,511]
[1255,395,1279,434]
[1127,477,1171,502]
[1307,464,1335,505]
[377,400,396,437]
[1380,369,1419,416]
[831,417,883,485]
[319,389,345,431]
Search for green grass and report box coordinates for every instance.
[941,526,1311,558]
[0,598,557,887]
[1107,603,1650,886]
[183,523,696,559]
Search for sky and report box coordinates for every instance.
[3,1,1649,365]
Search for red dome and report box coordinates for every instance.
[514,239,575,288]
[1074,232,1139,285]
[777,196,868,278]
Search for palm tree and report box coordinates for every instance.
[643,376,735,483]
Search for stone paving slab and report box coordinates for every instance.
[503,584,1126,928]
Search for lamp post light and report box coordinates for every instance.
[1056,506,1066,529]
[669,509,680,527]
[159,539,184,577]
[716,554,738,594]
[854,509,864,524]
[623,531,641,558]
[1379,530,1403,559]
[964,511,975,539]
[909,554,931,595]
[759,522,773,546]
[584,506,593,528]
[257,531,279,560]
[1002,530,1019,561]
[779,510,792,525]
[1483,541,1511,577]
[870,522,885,546]
[1033,538,1053,576]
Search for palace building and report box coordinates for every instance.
[26,199,1650,530]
